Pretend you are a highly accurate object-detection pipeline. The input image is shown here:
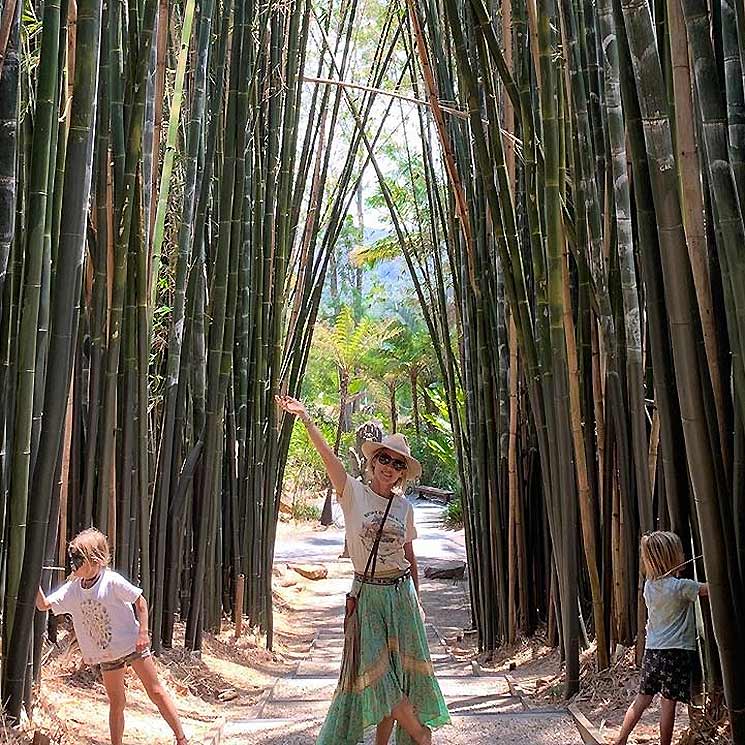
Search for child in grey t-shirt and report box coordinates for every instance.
[614,532,708,745]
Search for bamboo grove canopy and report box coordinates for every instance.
[1,0,745,738]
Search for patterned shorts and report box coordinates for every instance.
[100,647,152,672]
[639,648,694,703]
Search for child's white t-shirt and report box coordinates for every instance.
[644,576,702,651]
[338,475,417,576]
[47,568,142,664]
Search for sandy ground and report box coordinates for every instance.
[20,564,316,745]
[458,626,730,744]
[9,511,724,745]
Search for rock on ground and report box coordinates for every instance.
[423,560,466,580]
[288,563,328,580]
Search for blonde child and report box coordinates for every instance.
[614,531,708,745]
[36,528,187,745]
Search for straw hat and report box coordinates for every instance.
[361,433,421,480]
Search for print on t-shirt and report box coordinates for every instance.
[360,509,406,566]
[340,476,416,575]
[80,598,113,651]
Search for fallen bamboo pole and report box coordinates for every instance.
[302,75,469,119]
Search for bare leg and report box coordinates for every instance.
[101,668,127,745]
[659,697,677,745]
[131,656,187,742]
[614,694,653,745]
[376,716,394,744]
[390,697,431,745]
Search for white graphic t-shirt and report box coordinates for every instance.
[47,568,142,664]
[339,475,417,576]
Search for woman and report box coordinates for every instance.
[276,395,450,745]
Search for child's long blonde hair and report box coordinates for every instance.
[70,528,111,567]
[641,531,685,579]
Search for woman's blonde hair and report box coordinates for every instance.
[70,528,111,567]
[641,531,685,579]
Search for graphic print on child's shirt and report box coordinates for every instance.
[80,598,113,651]
[46,568,142,664]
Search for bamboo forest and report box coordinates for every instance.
[0,0,743,739]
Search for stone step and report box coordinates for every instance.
[308,642,448,666]
[314,630,346,643]
[259,700,332,719]
[270,675,513,703]
[295,659,341,677]
[222,712,584,744]
[260,695,525,720]
[430,661,481,677]
[296,659,478,678]
[313,636,345,650]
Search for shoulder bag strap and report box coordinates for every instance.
[359,495,395,587]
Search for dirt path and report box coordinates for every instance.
[30,500,589,745]
[219,500,586,744]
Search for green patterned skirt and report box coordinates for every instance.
[316,575,451,744]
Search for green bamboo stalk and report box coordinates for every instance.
[97,0,159,526]
[721,0,745,208]
[538,0,580,693]
[620,0,745,731]
[3,0,101,715]
[679,0,745,431]
[109,0,124,196]
[598,0,647,661]
[0,0,19,306]
[148,0,196,312]
[118,256,136,568]
[185,0,244,649]
[134,181,149,588]
[81,3,111,527]
[151,0,214,652]
[2,0,62,679]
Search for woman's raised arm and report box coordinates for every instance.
[275,395,347,494]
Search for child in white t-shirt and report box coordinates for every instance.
[36,528,187,745]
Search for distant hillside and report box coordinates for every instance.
[320,225,413,317]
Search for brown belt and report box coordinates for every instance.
[354,569,410,586]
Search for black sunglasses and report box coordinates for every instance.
[376,452,407,471]
[68,546,85,570]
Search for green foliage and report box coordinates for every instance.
[367,142,431,224]
[441,498,464,530]
[286,297,460,499]
[313,306,395,379]
[408,423,459,492]
[21,0,43,80]
[414,385,460,489]
[291,498,322,522]
[285,408,336,492]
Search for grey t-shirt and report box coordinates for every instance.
[644,576,702,651]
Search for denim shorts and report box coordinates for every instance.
[100,647,152,672]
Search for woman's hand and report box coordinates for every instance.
[276,393,347,493]
[136,628,150,652]
[134,595,150,651]
[36,587,51,612]
[417,596,426,624]
[275,395,309,422]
